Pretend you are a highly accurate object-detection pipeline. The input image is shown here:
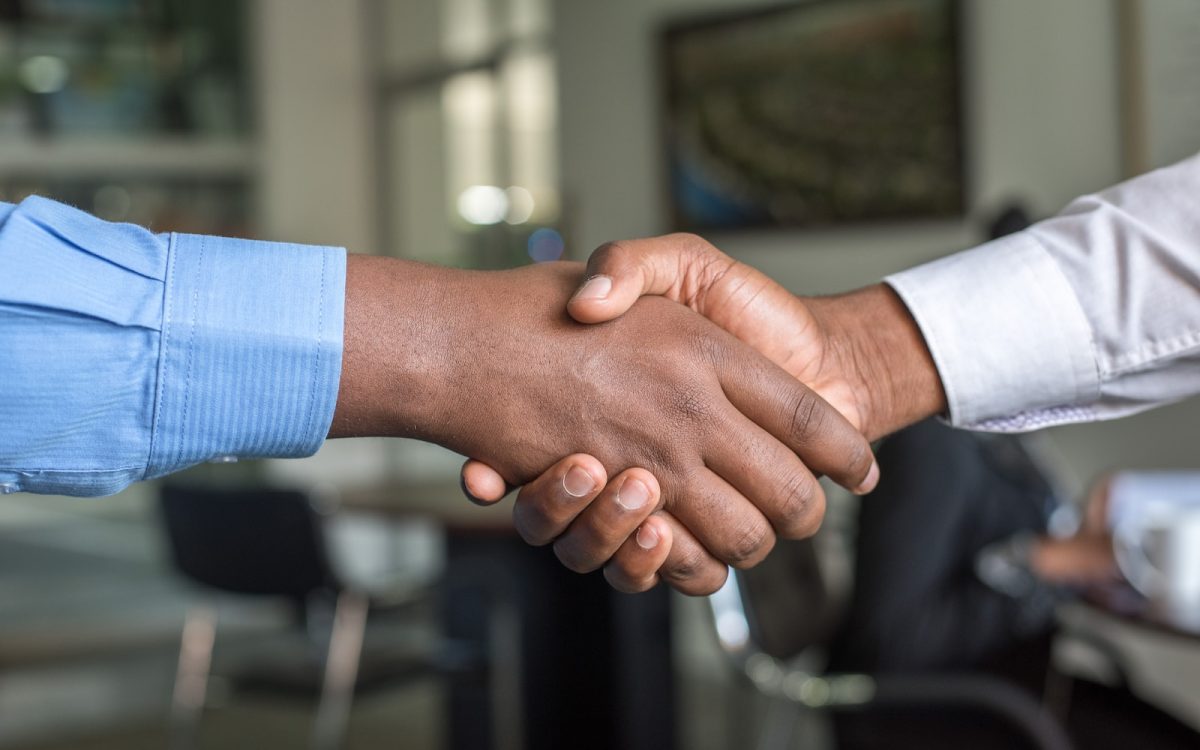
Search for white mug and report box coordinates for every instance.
[1109,472,1200,627]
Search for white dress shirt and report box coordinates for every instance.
[885,152,1200,432]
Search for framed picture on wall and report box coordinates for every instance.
[659,0,965,232]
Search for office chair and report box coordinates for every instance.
[159,484,435,750]
[709,542,1073,750]
[708,420,1077,750]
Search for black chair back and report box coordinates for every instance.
[160,484,337,598]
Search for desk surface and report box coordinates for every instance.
[1080,584,1200,641]
[337,479,515,530]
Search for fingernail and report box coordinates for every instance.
[573,275,612,302]
[636,524,659,550]
[616,477,651,511]
[563,466,596,498]
[853,461,880,496]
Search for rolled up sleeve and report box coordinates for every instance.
[0,196,346,496]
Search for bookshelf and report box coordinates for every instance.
[0,0,255,235]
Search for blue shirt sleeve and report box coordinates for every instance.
[0,196,346,497]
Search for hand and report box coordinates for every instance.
[1029,476,1118,585]
[1029,535,1118,585]
[461,235,946,591]
[332,255,878,594]
[575,234,947,439]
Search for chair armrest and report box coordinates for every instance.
[835,672,1072,750]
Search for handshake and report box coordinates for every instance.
[331,234,946,595]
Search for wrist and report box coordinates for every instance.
[807,283,946,440]
[331,258,591,481]
[331,254,464,441]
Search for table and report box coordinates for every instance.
[1080,583,1200,641]
[1051,586,1200,745]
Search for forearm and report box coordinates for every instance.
[808,284,947,441]
[329,255,594,484]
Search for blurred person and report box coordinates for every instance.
[975,475,1121,599]
[464,152,1200,593]
[827,422,1198,750]
[0,194,880,596]
[830,202,1066,675]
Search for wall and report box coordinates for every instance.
[254,0,401,485]
[255,0,375,251]
[554,0,1200,486]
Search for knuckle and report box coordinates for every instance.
[672,233,739,299]
[590,521,629,554]
[602,567,632,593]
[773,473,821,538]
[788,390,826,445]
[778,479,826,539]
[640,442,678,481]
[661,545,708,585]
[671,232,714,257]
[604,565,652,594]
[511,504,557,547]
[517,526,552,548]
[725,521,775,569]
[679,566,728,597]
[590,239,633,270]
[687,326,728,367]
[552,538,599,574]
[846,438,873,480]
[670,383,711,423]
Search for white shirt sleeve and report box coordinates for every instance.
[884,152,1200,432]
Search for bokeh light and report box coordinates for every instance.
[527,227,564,262]
[18,55,69,94]
[504,186,535,224]
[457,185,508,225]
[93,185,132,222]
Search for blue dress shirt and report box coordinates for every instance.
[0,196,346,496]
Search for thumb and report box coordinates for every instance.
[567,234,727,324]
[460,459,513,506]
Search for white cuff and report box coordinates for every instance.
[884,232,1100,428]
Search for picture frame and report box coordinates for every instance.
[658,0,966,232]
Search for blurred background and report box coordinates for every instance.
[1,0,1199,748]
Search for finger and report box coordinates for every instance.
[666,468,777,569]
[1084,472,1116,533]
[603,514,673,593]
[719,352,879,495]
[553,469,661,574]
[656,513,730,596]
[511,455,607,546]
[568,234,734,324]
[705,409,827,540]
[460,459,514,505]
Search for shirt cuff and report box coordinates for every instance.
[145,233,346,479]
[884,232,1099,429]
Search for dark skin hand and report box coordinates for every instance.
[1030,476,1119,585]
[462,234,947,592]
[332,254,878,595]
